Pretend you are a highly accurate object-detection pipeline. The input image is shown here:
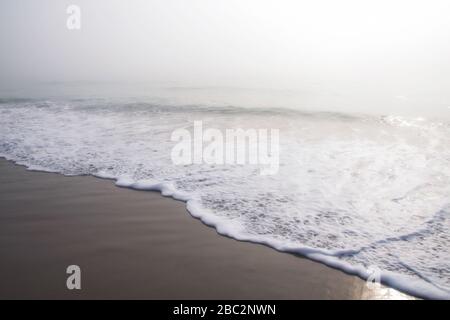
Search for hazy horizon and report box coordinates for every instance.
[1,0,450,116]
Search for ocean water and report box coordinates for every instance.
[0,98,449,299]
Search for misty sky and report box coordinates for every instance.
[1,0,450,115]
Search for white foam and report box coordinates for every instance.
[1,99,449,299]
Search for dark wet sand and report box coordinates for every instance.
[0,159,415,299]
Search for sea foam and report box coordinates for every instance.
[0,98,449,299]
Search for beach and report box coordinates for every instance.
[2,0,450,303]
[0,159,415,299]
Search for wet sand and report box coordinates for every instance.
[0,159,415,299]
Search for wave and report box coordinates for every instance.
[1,98,449,299]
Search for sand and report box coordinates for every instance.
[0,159,415,299]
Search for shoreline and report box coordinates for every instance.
[0,158,415,299]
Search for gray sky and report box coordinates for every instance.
[1,0,450,115]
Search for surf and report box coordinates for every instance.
[1,98,449,299]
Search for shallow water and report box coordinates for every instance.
[0,98,449,299]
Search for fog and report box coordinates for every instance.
[1,0,450,116]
